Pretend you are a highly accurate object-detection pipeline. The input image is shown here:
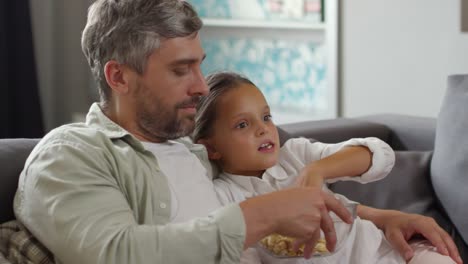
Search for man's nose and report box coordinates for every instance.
[190,67,208,96]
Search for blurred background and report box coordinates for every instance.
[2,0,468,137]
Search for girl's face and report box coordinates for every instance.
[203,83,280,176]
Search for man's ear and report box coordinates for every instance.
[197,139,222,160]
[104,60,131,95]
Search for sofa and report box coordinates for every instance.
[281,114,467,262]
[1,74,467,262]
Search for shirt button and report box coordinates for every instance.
[159,202,167,209]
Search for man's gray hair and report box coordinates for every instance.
[81,0,202,104]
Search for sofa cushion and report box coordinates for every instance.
[431,74,468,244]
[329,151,452,231]
[0,139,39,223]
[277,126,291,146]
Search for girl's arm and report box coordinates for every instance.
[285,136,394,187]
[296,145,372,187]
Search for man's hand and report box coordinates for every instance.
[239,187,353,259]
[359,206,463,264]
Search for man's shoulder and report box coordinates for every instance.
[36,122,112,153]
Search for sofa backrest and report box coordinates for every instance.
[0,138,39,223]
[279,117,392,144]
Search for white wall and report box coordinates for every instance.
[341,0,468,118]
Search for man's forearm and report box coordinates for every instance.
[239,194,278,248]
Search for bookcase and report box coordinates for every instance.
[191,0,339,124]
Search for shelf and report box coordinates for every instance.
[202,18,325,30]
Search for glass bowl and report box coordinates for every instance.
[255,201,358,261]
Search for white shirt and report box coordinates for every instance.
[142,140,221,223]
[214,137,405,264]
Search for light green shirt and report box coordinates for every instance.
[14,103,245,264]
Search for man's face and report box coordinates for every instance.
[130,33,208,142]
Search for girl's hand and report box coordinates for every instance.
[295,164,324,188]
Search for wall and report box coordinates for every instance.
[30,0,54,131]
[341,0,468,118]
[30,0,92,131]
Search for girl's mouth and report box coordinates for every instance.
[258,142,275,152]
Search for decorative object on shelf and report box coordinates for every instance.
[304,0,322,22]
[189,0,322,22]
[229,0,266,19]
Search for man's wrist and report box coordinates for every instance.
[358,205,402,230]
[239,194,280,248]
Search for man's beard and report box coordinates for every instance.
[136,95,201,141]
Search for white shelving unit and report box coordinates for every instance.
[202,18,326,30]
[199,0,339,124]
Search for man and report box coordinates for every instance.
[14,0,462,264]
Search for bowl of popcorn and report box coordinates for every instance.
[258,233,329,258]
[257,201,358,259]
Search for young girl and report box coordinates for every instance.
[192,71,458,264]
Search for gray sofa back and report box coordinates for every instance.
[0,138,39,223]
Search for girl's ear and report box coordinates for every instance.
[197,139,222,160]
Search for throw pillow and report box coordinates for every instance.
[431,74,468,244]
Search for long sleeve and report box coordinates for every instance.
[279,137,395,184]
[14,133,245,264]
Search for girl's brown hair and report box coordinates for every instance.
[192,71,255,143]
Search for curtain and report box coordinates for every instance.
[0,0,44,138]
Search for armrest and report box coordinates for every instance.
[0,138,40,223]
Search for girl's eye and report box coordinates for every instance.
[264,114,272,122]
[236,121,248,129]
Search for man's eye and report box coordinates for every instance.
[173,68,189,76]
[264,114,272,121]
[236,121,248,129]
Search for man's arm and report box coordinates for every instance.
[15,142,246,264]
[357,205,462,264]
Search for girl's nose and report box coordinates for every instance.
[256,123,269,137]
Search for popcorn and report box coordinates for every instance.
[259,233,328,257]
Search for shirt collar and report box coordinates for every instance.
[85,102,145,151]
[221,172,276,195]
